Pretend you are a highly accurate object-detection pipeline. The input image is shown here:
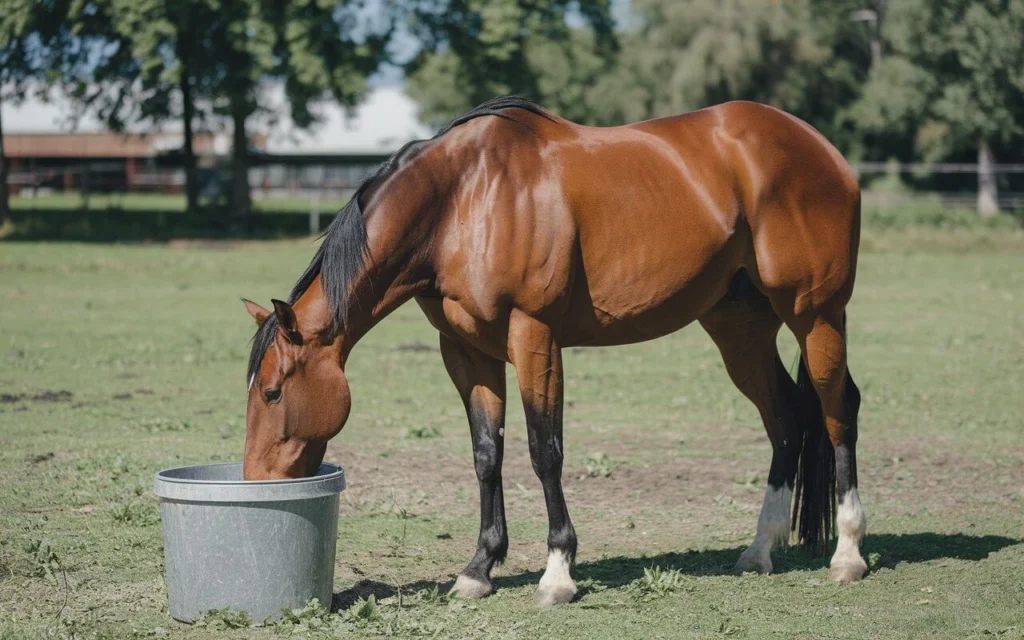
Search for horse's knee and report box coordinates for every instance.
[527,431,564,479]
[473,439,501,483]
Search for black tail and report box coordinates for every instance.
[791,353,836,553]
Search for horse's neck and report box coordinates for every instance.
[336,174,443,358]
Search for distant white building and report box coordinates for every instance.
[1,84,429,195]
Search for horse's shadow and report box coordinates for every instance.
[332,532,1019,610]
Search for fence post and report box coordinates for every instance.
[310,196,320,236]
[82,163,91,210]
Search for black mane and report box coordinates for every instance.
[247,96,553,383]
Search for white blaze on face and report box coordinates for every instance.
[735,484,792,574]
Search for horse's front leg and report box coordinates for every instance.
[508,311,577,606]
[439,333,508,599]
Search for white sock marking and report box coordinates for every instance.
[538,549,575,593]
[736,485,791,572]
[831,487,866,569]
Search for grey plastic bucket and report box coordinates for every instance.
[153,462,345,623]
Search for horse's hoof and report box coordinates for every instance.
[450,574,493,599]
[534,585,576,606]
[828,559,867,584]
[733,549,772,575]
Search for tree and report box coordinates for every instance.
[208,0,392,225]
[587,0,869,140]
[58,1,200,213]
[0,1,76,223]
[90,0,219,215]
[430,0,867,146]
[404,0,616,127]
[911,0,1024,216]
[71,0,391,222]
[846,0,1024,215]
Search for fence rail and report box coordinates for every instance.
[855,162,1024,174]
[7,162,1024,213]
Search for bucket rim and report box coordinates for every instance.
[154,462,345,501]
[155,462,343,486]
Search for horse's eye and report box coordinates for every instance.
[264,388,282,404]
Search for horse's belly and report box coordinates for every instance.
[560,223,745,347]
[562,274,730,347]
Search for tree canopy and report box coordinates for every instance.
[404,0,617,127]
[4,0,1024,217]
[406,0,1024,214]
[52,0,394,219]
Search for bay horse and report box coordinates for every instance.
[241,96,866,605]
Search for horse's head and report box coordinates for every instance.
[241,298,350,480]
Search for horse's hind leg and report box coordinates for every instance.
[699,273,801,574]
[439,333,508,598]
[791,311,867,583]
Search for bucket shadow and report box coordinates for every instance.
[334,532,1019,605]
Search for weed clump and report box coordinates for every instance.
[583,452,619,478]
[110,502,159,526]
[628,566,692,601]
[405,425,441,439]
[193,607,252,630]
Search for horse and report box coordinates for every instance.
[240,96,866,606]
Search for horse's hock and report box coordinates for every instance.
[153,463,345,623]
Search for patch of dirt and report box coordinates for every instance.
[329,420,1024,582]
[8,390,74,403]
[30,452,55,464]
[865,434,1024,518]
[329,425,750,526]
[112,393,133,401]
[168,239,241,250]
[36,390,73,402]
[392,341,436,353]
[0,390,74,412]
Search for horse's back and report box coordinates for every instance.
[591,101,861,320]
[429,102,860,346]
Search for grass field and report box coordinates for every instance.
[1,229,1023,639]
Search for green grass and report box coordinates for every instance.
[1,229,1023,639]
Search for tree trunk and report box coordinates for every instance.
[977,140,998,217]
[176,34,199,215]
[0,94,10,224]
[230,97,251,226]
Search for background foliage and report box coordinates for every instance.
[3,0,1024,221]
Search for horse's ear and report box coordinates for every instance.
[271,299,303,345]
[242,298,271,326]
